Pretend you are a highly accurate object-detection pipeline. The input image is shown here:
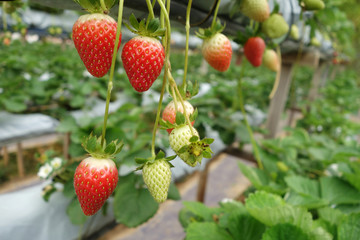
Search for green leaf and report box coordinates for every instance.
[203,138,214,144]
[155,151,165,160]
[56,116,78,133]
[262,223,309,240]
[167,182,181,200]
[63,180,76,198]
[178,145,188,154]
[113,173,159,227]
[320,177,360,205]
[338,213,360,240]
[285,175,321,197]
[219,210,265,240]
[245,191,313,231]
[185,222,233,240]
[318,207,346,226]
[2,98,27,112]
[307,147,332,161]
[85,136,97,153]
[203,151,212,159]
[104,142,116,155]
[182,201,220,222]
[286,191,328,209]
[309,226,333,240]
[42,185,57,202]
[66,198,88,225]
[147,18,160,32]
[189,136,199,142]
[129,13,139,29]
[135,157,148,165]
[175,112,186,125]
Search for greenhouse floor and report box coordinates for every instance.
[96,153,253,240]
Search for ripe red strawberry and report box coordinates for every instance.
[201,33,232,72]
[121,36,165,92]
[263,49,280,72]
[72,13,121,78]
[142,159,172,203]
[162,100,194,134]
[244,37,266,67]
[240,0,270,22]
[74,157,118,216]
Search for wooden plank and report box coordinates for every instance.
[265,63,295,138]
[308,62,327,102]
[2,146,9,166]
[16,143,25,178]
[282,50,320,68]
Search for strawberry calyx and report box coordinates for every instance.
[135,151,176,170]
[178,135,214,163]
[160,110,198,131]
[74,0,116,14]
[82,134,123,160]
[196,19,225,40]
[124,13,165,39]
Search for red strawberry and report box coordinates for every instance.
[72,13,121,78]
[121,36,165,92]
[162,100,194,134]
[74,157,118,216]
[201,33,232,72]
[244,37,266,67]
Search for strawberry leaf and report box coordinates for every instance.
[165,155,177,161]
[178,145,189,154]
[147,18,160,33]
[190,109,198,122]
[203,138,214,144]
[155,151,165,160]
[129,13,139,29]
[203,151,212,159]
[190,136,199,143]
[135,157,148,165]
[104,141,116,155]
[175,112,186,125]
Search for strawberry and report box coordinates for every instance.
[74,157,118,216]
[162,100,195,134]
[72,13,121,78]
[244,37,266,67]
[262,14,289,39]
[263,49,280,72]
[142,159,172,203]
[169,125,201,167]
[121,36,165,92]
[303,0,325,11]
[290,24,299,40]
[73,135,123,216]
[201,33,232,72]
[240,0,270,22]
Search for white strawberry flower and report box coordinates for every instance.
[50,157,63,170]
[37,163,53,179]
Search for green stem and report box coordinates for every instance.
[211,0,221,29]
[101,0,124,146]
[145,0,155,27]
[180,0,193,91]
[100,0,107,12]
[2,3,7,31]
[150,0,172,157]
[237,59,264,170]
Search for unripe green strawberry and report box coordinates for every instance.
[240,0,270,22]
[72,13,121,78]
[142,159,171,203]
[74,157,118,216]
[263,49,280,72]
[162,100,195,134]
[290,24,299,40]
[262,14,289,39]
[310,37,321,47]
[169,125,201,167]
[201,33,232,72]
[303,0,325,11]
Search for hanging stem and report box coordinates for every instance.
[145,0,155,27]
[100,0,107,12]
[150,0,172,157]
[269,46,282,99]
[211,0,221,29]
[101,0,124,146]
[180,0,193,91]
[2,3,7,31]
[237,58,264,170]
